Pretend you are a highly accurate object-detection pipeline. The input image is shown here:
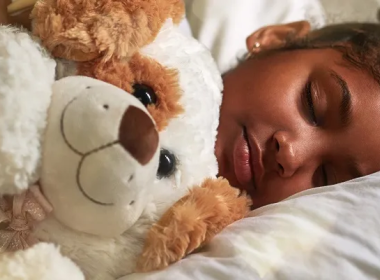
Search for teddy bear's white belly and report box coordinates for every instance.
[33,216,152,279]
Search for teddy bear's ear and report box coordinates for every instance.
[31,0,185,61]
[31,1,104,62]
[32,17,101,62]
[0,26,55,195]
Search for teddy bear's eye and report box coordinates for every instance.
[133,84,157,107]
[157,149,176,178]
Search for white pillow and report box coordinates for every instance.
[184,0,326,73]
[123,172,380,280]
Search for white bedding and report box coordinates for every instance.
[183,0,380,73]
[123,173,380,280]
[121,1,380,279]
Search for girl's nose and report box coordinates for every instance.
[274,131,304,178]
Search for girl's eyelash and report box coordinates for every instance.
[321,165,328,186]
[304,81,318,126]
[304,82,329,187]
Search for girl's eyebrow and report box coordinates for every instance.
[329,70,352,127]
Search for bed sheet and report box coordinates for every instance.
[122,172,380,280]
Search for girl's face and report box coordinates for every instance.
[216,48,380,209]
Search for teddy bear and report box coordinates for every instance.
[2,0,252,279]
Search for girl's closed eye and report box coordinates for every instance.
[303,81,319,126]
[302,81,329,187]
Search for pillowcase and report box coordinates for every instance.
[123,172,380,280]
[183,0,326,73]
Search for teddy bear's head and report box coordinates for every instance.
[40,76,160,237]
[32,0,224,215]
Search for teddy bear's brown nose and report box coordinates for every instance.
[119,106,159,165]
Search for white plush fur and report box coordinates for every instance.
[0,243,84,280]
[140,19,223,213]
[0,26,55,194]
[34,205,156,280]
[0,26,85,280]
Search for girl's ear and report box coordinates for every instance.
[0,0,11,25]
[246,20,311,53]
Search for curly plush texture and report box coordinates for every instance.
[31,0,185,61]
[0,26,55,195]
[0,243,84,280]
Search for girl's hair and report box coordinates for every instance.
[282,23,380,84]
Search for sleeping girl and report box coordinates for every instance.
[217,21,380,210]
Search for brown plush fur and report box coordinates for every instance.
[135,178,252,272]
[78,54,183,131]
[129,54,183,131]
[78,57,135,92]
[31,0,184,61]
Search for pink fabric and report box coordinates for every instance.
[0,185,53,252]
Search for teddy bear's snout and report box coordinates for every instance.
[119,106,159,165]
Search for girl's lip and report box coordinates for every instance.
[233,127,264,195]
[233,128,255,193]
[247,128,264,185]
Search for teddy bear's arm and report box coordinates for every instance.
[135,177,252,273]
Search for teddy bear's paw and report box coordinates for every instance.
[135,205,208,272]
[0,243,85,280]
[200,177,252,239]
[135,178,251,273]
